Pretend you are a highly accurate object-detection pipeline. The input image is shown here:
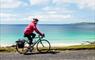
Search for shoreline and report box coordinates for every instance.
[0,43,82,47]
[51,43,82,47]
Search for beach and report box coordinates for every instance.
[0,43,82,47]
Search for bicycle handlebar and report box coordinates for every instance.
[38,34,45,38]
[35,34,45,39]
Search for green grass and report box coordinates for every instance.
[51,44,95,51]
[0,44,95,53]
[0,47,16,53]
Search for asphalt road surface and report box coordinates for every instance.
[0,50,95,60]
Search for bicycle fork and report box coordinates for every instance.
[40,41,44,47]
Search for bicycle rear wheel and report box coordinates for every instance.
[37,39,51,53]
[16,40,29,54]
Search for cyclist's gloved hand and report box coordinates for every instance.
[42,33,45,37]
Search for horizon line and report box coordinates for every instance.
[0,22,95,25]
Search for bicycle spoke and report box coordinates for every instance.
[37,40,51,53]
[40,41,45,47]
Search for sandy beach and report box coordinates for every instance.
[0,43,82,47]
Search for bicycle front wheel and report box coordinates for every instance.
[37,39,51,53]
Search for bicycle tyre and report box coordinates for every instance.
[36,39,51,53]
[16,40,29,54]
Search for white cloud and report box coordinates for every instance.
[0,13,23,24]
[37,14,71,20]
[0,13,16,19]
[29,0,50,6]
[43,6,73,14]
[26,11,72,22]
[52,0,95,10]
[0,0,28,8]
[53,0,73,4]
[75,0,95,10]
[1,0,94,9]
[0,13,36,24]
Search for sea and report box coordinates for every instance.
[0,23,95,46]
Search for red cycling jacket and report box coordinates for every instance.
[24,21,43,35]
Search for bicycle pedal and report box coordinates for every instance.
[29,49,32,52]
[27,49,32,52]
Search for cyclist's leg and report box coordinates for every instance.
[24,34,33,45]
[30,33,36,39]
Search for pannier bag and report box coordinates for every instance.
[16,39,25,48]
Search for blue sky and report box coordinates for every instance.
[0,0,95,24]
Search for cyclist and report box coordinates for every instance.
[24,18,44,45]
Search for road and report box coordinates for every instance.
[0,50,95,60]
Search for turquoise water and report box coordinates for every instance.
[0,24,95,46]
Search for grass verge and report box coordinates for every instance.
[51,44,95,51]
[0,47,16,53]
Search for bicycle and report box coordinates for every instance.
[16,35,51,54]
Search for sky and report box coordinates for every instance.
[0,0,95,24]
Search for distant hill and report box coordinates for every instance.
[73,22,95,25]
[62,22,95,29]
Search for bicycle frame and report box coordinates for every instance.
[29,35,44,48]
